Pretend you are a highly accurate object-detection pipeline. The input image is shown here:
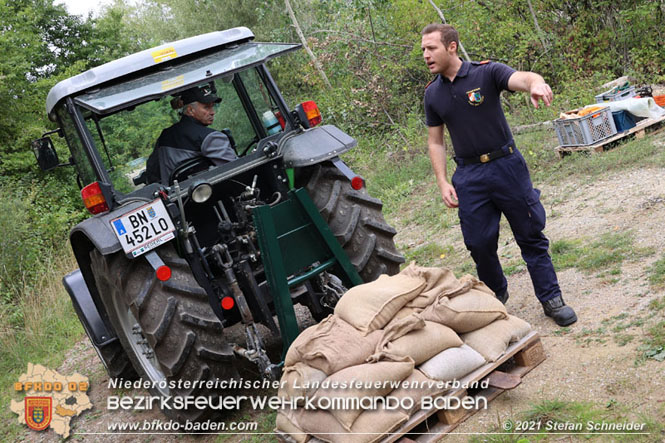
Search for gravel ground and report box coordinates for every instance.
[393,165,665,441]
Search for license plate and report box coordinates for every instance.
[110,199,176,257]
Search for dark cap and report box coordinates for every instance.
[180,86,221,105]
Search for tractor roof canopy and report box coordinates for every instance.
[46,27,298,120]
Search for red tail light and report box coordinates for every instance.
[302,101,322,127]
[81,182,109,214]
[297,100,322,128]
[275,110,286,130]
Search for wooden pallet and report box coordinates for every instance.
[276,331,546,443]
[382,331,545,442]
[555,114,665,158]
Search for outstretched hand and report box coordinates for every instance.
[530,82,553,108]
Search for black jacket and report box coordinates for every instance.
[146,115,237,184]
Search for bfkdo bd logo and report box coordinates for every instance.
[11,364,92,438]
[25,397,52,431]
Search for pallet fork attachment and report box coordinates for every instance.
[253,188,363,359]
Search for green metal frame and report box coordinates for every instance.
[252,188,363,357]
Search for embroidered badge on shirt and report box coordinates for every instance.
[466,88,484,106]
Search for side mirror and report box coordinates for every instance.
[31,137,60,171]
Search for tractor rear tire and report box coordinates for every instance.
[97,340,138,380]
[90,244,237,422]
[299,161,404,281]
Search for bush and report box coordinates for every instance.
[0,175,84,305]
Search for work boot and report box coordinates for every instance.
[542,295,577,326]
[495,289,509,305]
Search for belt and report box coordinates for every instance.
[457,145,514,165]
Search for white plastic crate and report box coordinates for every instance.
[595,86,636,103]
[553,107,617,147]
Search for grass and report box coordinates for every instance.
[551,231,653,276]
[402,243,451,267]
[473,399,665,442]
[527,130,665,186]
[0,250,83,439]
[347,146,436,218]
[637,321,665,363]
[648,296,665,311]
[575,326,608,346]
[647,256,665,287]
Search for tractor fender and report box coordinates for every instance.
[281,124,357,168]
[71,200,147,257]
[63,268,117,347]
[67,200,148,345]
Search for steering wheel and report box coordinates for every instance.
[240,136,260,157]
[169,157,213,184]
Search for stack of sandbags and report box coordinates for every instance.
[276,263,533,443]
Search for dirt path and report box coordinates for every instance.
[392,165,665,441]
[12,159,665,442]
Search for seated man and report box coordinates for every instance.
[146,85,237,184]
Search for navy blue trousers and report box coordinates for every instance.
[452,147,560,302]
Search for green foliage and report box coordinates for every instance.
[403,243,450,267]
[0,176,84,304]
[647,256,665,288]
[551,231,653,274]
[637,320,665,363]
[649,297,665,311]
[0,250,84,440]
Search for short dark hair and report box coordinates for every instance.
[421,23,459,49]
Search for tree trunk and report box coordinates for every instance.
[527,0,549,50]
[427,0,471,62]
[284,0,332,89]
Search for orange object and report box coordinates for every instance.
[654,95,665,107]
[578,106,604,117]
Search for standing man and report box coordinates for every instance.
[146,85,237,184]
[421,23,576,326]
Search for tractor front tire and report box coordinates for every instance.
[90,245,237,422]
[300,161,404,281]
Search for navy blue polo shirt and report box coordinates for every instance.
[424,61,515,158]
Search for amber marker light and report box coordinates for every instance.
[81,182,109,214]
[301,100,322,127]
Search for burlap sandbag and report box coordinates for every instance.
[461,315,532,362]
[371,320,463,365]
[312,356,414,431]
[369,313,426,361]
[334,273,426,334]
[505,314,532,342]
[388,369,446,416]
[278,363,328,404]
[421,286,507,333]
[294,406,408,443]
[401,263,465,308]
[460,275,495,295]
[418,344,486,381]
[284,315,382,374]
[276,411,310,443]
[383,306,421,330]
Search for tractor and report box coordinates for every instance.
[32,27,403,421]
